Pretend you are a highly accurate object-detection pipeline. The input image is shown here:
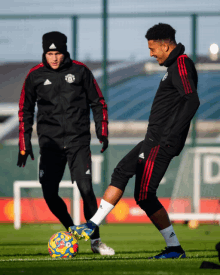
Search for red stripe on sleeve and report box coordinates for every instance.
[180,57,190,94]
[177,55,193,94]
[18,63,44,151]
[72,60,90,69]
[72,60,108,137]
[94,79,108,136]
[93,79,104,98]
[181,57,192,94]
[177,57,189,94]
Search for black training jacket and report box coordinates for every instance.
[18,53,108,151]
[145,43,200,156]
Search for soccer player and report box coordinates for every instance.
[17,31,114,256]
[69,23,200,259]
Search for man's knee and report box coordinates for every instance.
[77,178,95,199]
[77,178,98,219]
[42,191,57,204]
[41,183,58,202]
[110,166,131,192]
[137,193,163,217]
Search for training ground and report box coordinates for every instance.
[0,223,219,274]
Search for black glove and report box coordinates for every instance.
[98,136,108,153]
[17,149,34,167]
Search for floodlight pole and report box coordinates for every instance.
[72,16,78,60]
[191,14,197,148]
[102,0,108,200]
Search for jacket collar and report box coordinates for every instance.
[163,43,185,67]
[42,52,72,71]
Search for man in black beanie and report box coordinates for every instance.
[17,31,114,255]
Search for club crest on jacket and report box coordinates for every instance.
[65,74,75,83]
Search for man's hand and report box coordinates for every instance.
[99,136,108,153]
[17,149,34,167]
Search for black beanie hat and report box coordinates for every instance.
[42,31,67,54]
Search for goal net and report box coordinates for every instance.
[168,147,220,222]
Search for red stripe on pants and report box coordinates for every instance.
[144,145,160,200]
[138,146,158,201]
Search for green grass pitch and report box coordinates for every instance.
[0,223,219,274]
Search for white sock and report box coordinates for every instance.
[90,199,114,226]
[159,225,180,247]
[90,238,101,245]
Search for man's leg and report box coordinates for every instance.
[39,149,74,230]
[75,177,116,255]
[135,145,185,259]
[88,185,123,227]
[42,183,74,230]
[67,145,115,255]
[67,146,100,238]
[75,177,100,239]
[149,207,171,230]
[70,142,143,233]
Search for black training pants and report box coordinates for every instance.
[39,145,100,239]
[110,141,173,209]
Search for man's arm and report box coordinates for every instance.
[165,57,200,146]
[83,67,108,153]
[17,72,36,166]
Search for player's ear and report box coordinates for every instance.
[163,42,169,52]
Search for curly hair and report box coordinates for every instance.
[145,23,176,43]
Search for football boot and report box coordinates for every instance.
[69,220,96,241]
[91,240,115,256]
[148,246,186,259]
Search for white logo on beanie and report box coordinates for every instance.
[49,43,56,49]
[65,74,75,83]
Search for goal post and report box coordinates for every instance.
[13,181,81,229]
[168,147,220,223]
[13,154,104,230]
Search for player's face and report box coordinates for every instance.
[45,51,64,69]
[148,40,168,65]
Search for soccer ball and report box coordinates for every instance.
[48,231,79,258]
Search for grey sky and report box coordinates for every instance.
[0,0,220,62]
